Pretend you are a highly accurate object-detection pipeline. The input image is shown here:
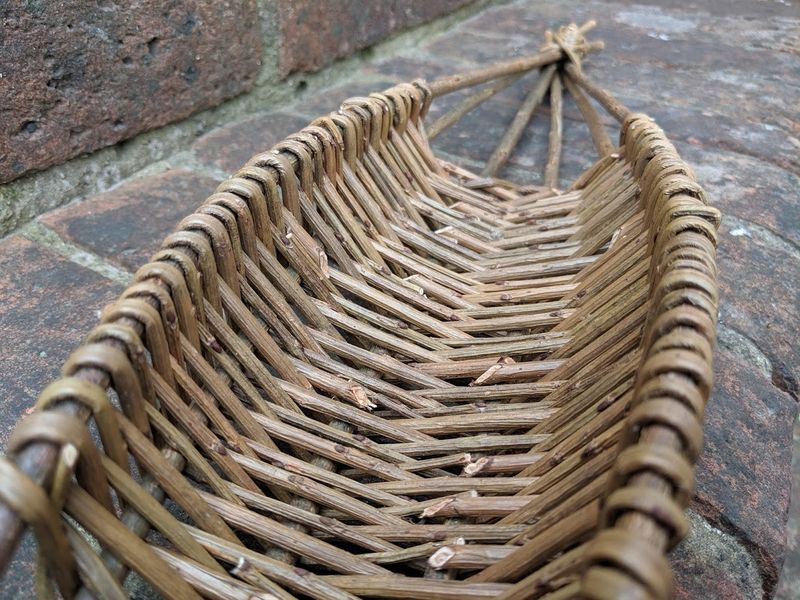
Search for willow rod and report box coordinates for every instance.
[0,18,718,600]
[543,73,564,188]
[428,73,524,139]
[564,62,631,123]
[561,71,615,157]
[482,65,557,177]
[429,39,603,98]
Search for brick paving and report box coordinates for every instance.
[40,169,222,272]
[0,0,798,597]
[191,112,311,174]
[0,236,123,448]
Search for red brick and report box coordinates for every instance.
[0,236,123,447]
[715,224,800,394]
[423,28,530,65]
[291,78,397,120]
[277,0,475,75]
[366,54,460,83]
[691,349,797,596]
[0,1,261,183]
[192,111,310,174]
[40,169,221,271]
[0,237,123,598]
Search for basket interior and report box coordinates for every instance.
[0,30,720,600]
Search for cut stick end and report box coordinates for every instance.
[463,456,490,477]
[421,497,456,518]
[428,546,456,570]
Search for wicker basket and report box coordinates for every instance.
[0,22,719,599]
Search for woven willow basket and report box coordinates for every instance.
[0,22,719,600]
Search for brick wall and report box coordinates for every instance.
[277,0,474,75]
[0,0,474,185]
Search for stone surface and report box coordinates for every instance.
[0,236,123,447]
[692,348,796,596]
[672,511,763,600]
[0,0,262,184]
[776,419,800,600]
[291,77,398,119]
[40,169,221,272]
[456,1,799,175]
[276,0,475,75]
[424,29,531,65]
[680,144,800,249]
[715,220,800,399]
[0,236,122,599]
[191,111,310,174]
[368,54,460,84]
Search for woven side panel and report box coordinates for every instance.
[578,114,720,600]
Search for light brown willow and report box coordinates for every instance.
[0,21,719,600]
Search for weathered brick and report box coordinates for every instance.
[0,1,261,184]
[715,221,800,393]
[692,348,797,597]
[40,169,221,271]
[671,511,763,600]
[290,78,398,119]
[682,145,800,248]
[0,236,123,446]
[192,111,310,174]
[277,0,475,75]
[0,236,122,598]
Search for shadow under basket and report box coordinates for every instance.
[0,22,720,600]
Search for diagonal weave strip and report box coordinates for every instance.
[0,22,720,600]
